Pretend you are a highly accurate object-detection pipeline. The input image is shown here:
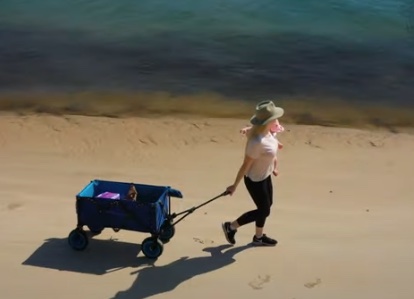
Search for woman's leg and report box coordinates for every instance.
[222,176,275,245]
[253,176,277,246]
[234,176,271,227]
[252,176,277,246]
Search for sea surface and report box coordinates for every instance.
[0,0,414,116]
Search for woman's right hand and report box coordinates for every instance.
[226,184,237,196]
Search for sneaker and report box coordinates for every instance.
[252,234,277,246]
[221,222,237,245]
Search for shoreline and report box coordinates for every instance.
[1,91,414,131]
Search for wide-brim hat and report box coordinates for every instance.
[250,100,284,126]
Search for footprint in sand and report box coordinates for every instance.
[193,237,214,245]
[248,274,271,290]
[7,202,23,211]
[304,278,322,289]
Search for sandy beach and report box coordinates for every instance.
[1,112,413,299]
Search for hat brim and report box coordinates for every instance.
[250,107,284,125]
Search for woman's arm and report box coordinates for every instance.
[240,126,252,135]
[272,157,279,176]
[226,155,255,195]
[233,155,255,186]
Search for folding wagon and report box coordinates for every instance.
[67,179,228,259]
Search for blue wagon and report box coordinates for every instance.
[68,179,228,259]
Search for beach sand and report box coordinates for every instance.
[1,112,413,299]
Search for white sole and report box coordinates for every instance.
[252,242,277,247]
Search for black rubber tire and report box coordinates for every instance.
[159,222,176,244]
[68,229,88,251]
[141,237,164,259]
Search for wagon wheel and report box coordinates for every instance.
[141,237,164,259]
[159,221,176,244]
[68,228,89,251]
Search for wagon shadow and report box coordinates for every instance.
[110,243,253,299]
[22,234,151,275]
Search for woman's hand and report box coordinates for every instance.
[226,184,237,195]
[272,169,279,176]
[240,126,251,135]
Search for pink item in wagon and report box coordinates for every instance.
[96,192,121,199]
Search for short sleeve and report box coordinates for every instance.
[245,139,261,159]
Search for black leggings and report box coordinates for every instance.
[236,175,273,228]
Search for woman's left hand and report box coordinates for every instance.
[272,169,279,176]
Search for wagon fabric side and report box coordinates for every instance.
[75,179,183,235]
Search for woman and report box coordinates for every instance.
[222,100,284,246]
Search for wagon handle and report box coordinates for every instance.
[169,190,230,226]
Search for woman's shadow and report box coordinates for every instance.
[110,243,253,299]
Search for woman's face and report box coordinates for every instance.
[268,119,277,129]
[268,119,283,133]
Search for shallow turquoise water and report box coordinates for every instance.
[0,0,413,105]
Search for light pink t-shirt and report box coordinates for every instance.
[245,133,278,182]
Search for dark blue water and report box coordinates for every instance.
[1,0,413,106]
